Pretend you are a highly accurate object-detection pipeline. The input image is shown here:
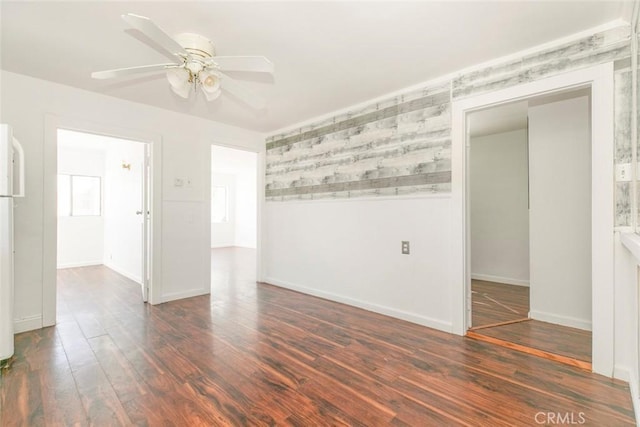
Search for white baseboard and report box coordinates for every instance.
[264,277,452,333]
[211,244,234,249]
[57,260,103,269]
[161,288,210,303]
[104,262,142,285]
[211,244,257,249]
[529,310,592,331]
[614,366,631,382]
[471,273,529,287]
[14,315,42,333]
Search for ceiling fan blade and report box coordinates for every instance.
[121,13,188,58]
[211,56,274,74]
[91,63,177,80]
[219,73,267,109]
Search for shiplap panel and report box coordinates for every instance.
[266,83,452,200]
[615,70,632,165]
[617,182,631,227]
[452,27,630,99]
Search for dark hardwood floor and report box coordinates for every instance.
[0,251,634,425]
[471,279,592,365]
[471,279,529,327]
[477,319,592,363]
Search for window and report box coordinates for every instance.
[211,185,228,223]
[58,174,102,216]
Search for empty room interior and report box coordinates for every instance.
[2,1,640,425]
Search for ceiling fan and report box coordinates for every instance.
[91,13,274,109]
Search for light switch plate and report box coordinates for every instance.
[402,241,410,255]
[616,164,632,182]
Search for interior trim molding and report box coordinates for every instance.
[13,315,42,334]
[265,277,452,333]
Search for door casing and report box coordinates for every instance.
[450,63,615,376]
[43,115,162,326]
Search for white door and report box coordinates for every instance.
[528,96,591,330]
[140,144,150,302]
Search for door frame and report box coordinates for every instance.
[450,63,615,376]
[141,142,151,302]
[43,115,163,326]
[208,141,264,284]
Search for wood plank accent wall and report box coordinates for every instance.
[266,83,452,200]
[266,25,635,225]
[615,69,633,227]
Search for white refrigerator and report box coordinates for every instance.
[0,124,25,361]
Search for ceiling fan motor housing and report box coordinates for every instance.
[91,13,270,108]
[174,33,215,59]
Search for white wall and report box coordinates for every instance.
[470,129,529,286]
[103,138,145,283]
[0,70,264,333]
[56,141,105,268]
[211,173,236,248]
[264,196,452,330]
[211,145,257,249]
[234,165,257,248]
[528,96,591,330]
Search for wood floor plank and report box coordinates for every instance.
[72,362,132,426]
[0,249,635,426]
[476,319,592,362]
[467,330,592,369]
[37,363,88,427]
[471,279,592,364]
[415,338,634,421]
[1,362,45,426]
[472,279,530,327]
[314,353,501,426]
[87,334,151,404]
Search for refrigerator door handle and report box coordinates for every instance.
[11,138,24,198]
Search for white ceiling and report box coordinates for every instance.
[1,1,631,133]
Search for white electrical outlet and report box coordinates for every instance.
[174,177,184,187]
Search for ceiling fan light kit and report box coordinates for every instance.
[199,71,222,101]
[91,13,273,109]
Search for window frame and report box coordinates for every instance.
[58,173,102,217]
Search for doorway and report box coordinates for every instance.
[210,145,258,298]
[466,90,593,369]
[451,63,615,376]
[56,129,151,308]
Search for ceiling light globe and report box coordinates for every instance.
[166,68,190,88]
[202,88,222,101]
[200,71,221,93]
[204,75,216,87]
[171,84,192,99]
